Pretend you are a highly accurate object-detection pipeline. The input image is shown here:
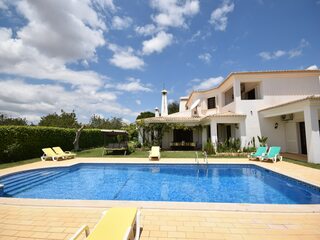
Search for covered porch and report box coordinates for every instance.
[201,113,247,149]
[259,96,320,163]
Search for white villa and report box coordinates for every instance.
[140,69,320,163]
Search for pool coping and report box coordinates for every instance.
[0,158,319,213]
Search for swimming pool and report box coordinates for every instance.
[0,164,319,204]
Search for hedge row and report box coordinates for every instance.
[0,126,104,162]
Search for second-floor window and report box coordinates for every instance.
[207,97,216,109]
[241,82,261,100]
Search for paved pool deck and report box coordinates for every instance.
[0,158,319,240]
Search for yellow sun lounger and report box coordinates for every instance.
[149,146,160,161]
[70,208,141,240]
[41,148,65,161]
[53,146,76,159]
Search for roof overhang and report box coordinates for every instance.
[259,95,320,118]
[142,117,201,124]
[140,111,246,125]
[186,69,320,106]
[100,129,128,135]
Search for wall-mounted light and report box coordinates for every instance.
[250,111,253,116]
[274,122,278,129]
[235,124,239,129]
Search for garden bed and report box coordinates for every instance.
[215,152,248,157]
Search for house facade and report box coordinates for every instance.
[141,70,320,163]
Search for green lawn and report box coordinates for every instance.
[0,158,39,170]
[76,147,199,158]
[0,148,319,170]
[283,158,320,170]
[76,148,249,159]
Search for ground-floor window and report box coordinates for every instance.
[173,129,193,142]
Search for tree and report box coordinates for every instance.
[0,113,28,126]
[73,125,85,151]
[136,111,155,120]
[38,110,80,128]
[88,115,123,129]
[257,136,268,146]
[168,101,179,114]
[123,123,138,141]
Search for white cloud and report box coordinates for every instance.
[209,1,235,31]
[0,0,112,89]
[259,39,309,60]
[189,76,224,91]
[105,77,152,92]
[0,1,144,122]
[306,65,318,70]
[259,50,286,60]
[93,0,116,12]
[150,0,200,28]
[0,27,104,88]
[186,30,201,43]
[142,31,173,55]
[135,24,158,36]
[108,43,145,70]
[136,99,142,105]
[0,0,8,9]
[112,16,133,30]
[198,53,212,64]
[0,79,138,123]
[16,0,106,61]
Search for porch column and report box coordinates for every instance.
[202,126,207,148]
[304,105,320,163]
[210,121,218,146]
[239,120,246,149]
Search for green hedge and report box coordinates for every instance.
[0,126,104,162]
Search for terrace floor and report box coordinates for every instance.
[0,158,319,240]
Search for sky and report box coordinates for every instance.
[0,0,319,124]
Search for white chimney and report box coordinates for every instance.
[155,107,160,117]
[161,89,168,116]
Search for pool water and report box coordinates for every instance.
[1,164,319,204]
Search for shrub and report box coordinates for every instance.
[203,140,215,155]
[0,126,103,162]
[257,136,268,146]
[216,138,241,153]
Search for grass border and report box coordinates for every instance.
[283,158,320,170]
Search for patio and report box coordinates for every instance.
[0,158,319,239]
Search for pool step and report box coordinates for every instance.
[3,170,61,190]
[0,170,48,184]
[3,170,68,196]
[1,170,58,186]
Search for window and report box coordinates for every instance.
[207,97,216,109]
[241,82,261,100]
[247,89,256,99]
[173,129,193,142]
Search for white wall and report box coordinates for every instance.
[176,72,320,153]
[259,115,287,150]
[235,74,320,110]
[179,99,188,112]
[284,122,299,153]
[233,74,320,151]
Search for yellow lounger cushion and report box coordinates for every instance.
[87,208,137,240]
[149,146,160,159]
[41,148,65,161]
[52,147,76,158]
